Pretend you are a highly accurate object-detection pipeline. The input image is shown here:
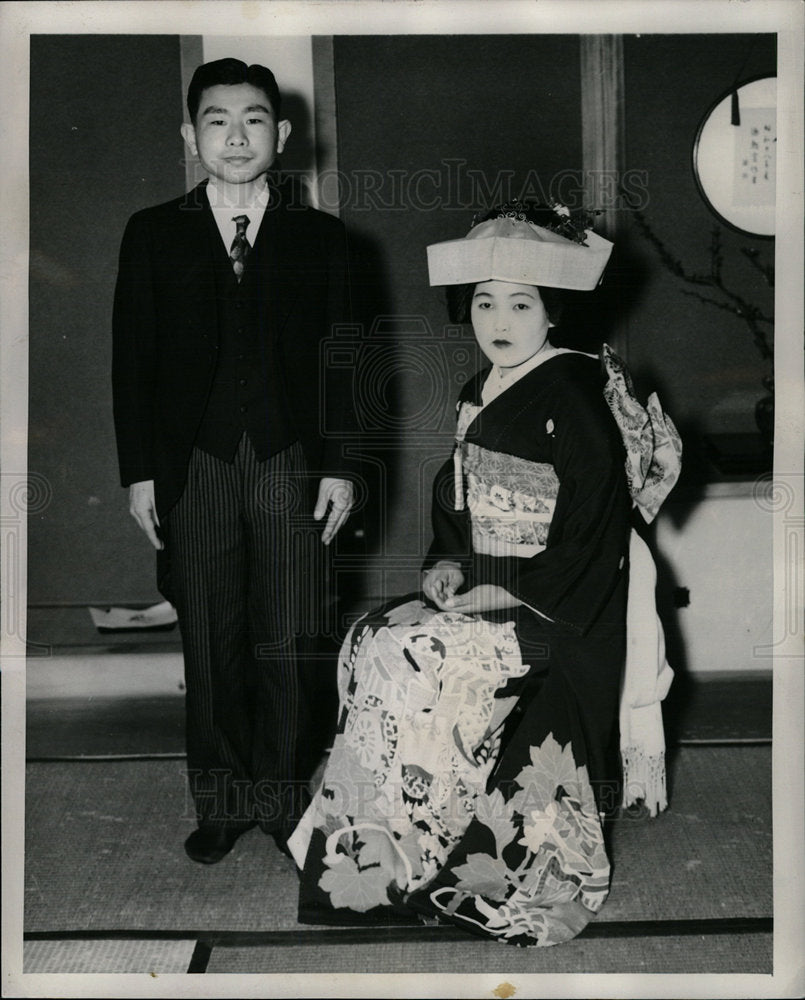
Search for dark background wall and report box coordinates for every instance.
[28,35,185,605]
[333,34,584,597]
[332,33,776,598]
[26,33,777,612]
[621,34,776,468]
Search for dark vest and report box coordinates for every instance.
[194,215,294,462]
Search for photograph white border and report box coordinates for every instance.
[2,2,803,998]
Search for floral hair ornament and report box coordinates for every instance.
[427,200,614,291]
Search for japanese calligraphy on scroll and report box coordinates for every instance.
[733,107,776,207]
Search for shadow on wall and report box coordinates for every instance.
[325,227,397,613]
[549,229,651,354]
[327,235,483,612]
[275,91,316,194]
[268,89,400,616]
[645,514,690,772]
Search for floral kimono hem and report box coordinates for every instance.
[293,597,610,948]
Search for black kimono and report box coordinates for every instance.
[291,350,633,947]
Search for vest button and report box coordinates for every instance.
[239,378,247,387]
[240,405,247,413]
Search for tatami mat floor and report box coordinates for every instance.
[23,746,772,932]
[20,669,772,981]
[203,930,772,975]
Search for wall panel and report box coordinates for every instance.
[333,34,583,597]
[28,35,185,606]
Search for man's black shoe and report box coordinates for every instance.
[184,823,255,864]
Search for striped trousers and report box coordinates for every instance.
[164,435,328,833]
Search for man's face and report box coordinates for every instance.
[180,83,291,187]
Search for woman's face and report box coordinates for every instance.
[470,280,551,369]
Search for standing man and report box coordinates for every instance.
[113,58,356,864]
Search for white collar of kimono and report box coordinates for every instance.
[481,347,595,407]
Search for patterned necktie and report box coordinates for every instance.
[229,215,251,281]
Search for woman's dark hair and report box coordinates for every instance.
[444,201,586,327]
[186,58,282,123]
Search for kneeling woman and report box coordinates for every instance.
[289,202,680,947]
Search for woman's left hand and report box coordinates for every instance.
[437,584,522,614]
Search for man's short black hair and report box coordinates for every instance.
[186,58,282,123]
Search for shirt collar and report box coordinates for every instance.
[205,176,271,212]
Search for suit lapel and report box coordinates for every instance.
[169,183,227,302]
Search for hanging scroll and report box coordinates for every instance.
[693,75,776,238]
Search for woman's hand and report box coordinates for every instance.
[422,561,465,607]
[439,584,522,614]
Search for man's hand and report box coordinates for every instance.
[437,584,522,615]
[422,561,465,607]
[313,477,354,546]
[129,480,163,550]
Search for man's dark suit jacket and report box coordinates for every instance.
[112,177,356,520]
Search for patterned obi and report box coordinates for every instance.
[455,401,559,558]
[451,346,684,558]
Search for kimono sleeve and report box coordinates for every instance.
[422,372,486,573]
[473,375,631,633]
[423,455,473,573]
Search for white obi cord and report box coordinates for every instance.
[453,400,481,511]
